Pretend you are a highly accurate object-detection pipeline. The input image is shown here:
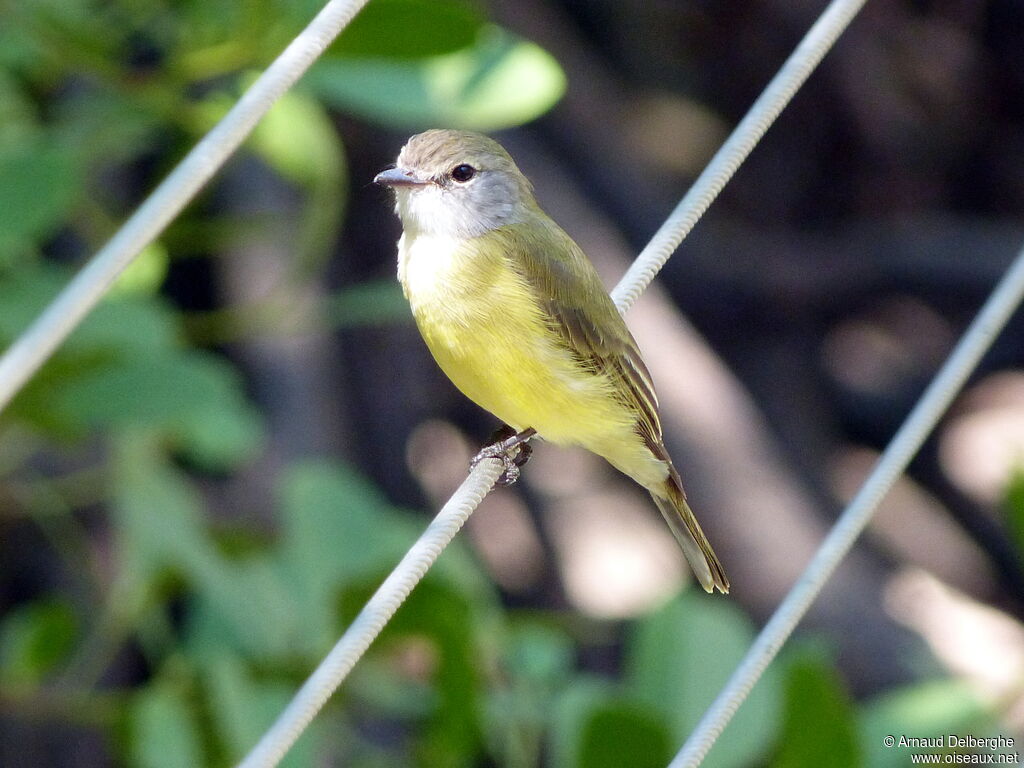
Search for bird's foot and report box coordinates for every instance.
[470,425,536,486]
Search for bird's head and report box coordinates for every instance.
[374,129,535,239]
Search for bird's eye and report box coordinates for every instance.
[450,164,477,183]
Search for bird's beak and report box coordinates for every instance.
[373,167,429,187]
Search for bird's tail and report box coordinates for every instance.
[651,476,729,594]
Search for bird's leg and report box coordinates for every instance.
[470,425,536,486]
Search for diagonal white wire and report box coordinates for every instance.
[237,1,873,766]
[237,457,503,768]
[614,0,869,313]
[0,0,373,415]
[670,244,1024,767]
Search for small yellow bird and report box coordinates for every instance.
[375,129,728,593]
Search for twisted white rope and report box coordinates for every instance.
[0,0,372,414]
[671,244,1024,767]
[237,458,503,768]
[612,0,869,313]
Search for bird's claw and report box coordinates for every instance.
[470,426,534,486]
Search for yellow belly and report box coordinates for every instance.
[399,231,668,489]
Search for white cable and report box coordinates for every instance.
[611,0,869,313]
[0,0,372,415]
[237,457,503,768]
[670,244,1024,768]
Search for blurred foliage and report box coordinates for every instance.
[308,26,566,131]
[0,0,1018,766]
[773,649,860,768]
[1004,469,1024,570]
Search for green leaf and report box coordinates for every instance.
[15,0,123,66]
[112,440,300,664]
[625,593,783,768]
[505,622,575,686]
[860,679,992,768]
[0,264,179,355]
[174,0,249,52]
[279,461,418,584]
[335,579,487,763]
[0,267,246,449]
[246,85,349,273]
[483,623,575,766]
[200,652,322,768]
[0,15,46,73]
[577,703,672,768]
[71,296,182,359]
[308,25,565,131]
[331,0,484,60]
[280,455,493,639]
[0,599,77,686]
[130,679,206,768]
[0,136,80,251]
[49,350,263,469]
[53,83,163,167]
[0,266,57,340]
[200,653,263,758]
[112,439,298,660]
[372,579,485,766]
[278,460,495,611]
[772,651,860,768]
[548,677,617,768]
[0,69,38,147]
[248,86,345,187]
[111,435,219,586]
[109,242,170,297]
[190,554,301,661]
[53,351,232,427]
[1003,468,1024,568]
[272,461,418,655]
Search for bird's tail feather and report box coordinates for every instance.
[651,480,729,594]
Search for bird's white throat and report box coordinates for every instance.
[392,175,524,240]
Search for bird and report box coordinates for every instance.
[375,129,728,593]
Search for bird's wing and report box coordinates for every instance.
[500,220,663,450]
[502,221,728,594]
